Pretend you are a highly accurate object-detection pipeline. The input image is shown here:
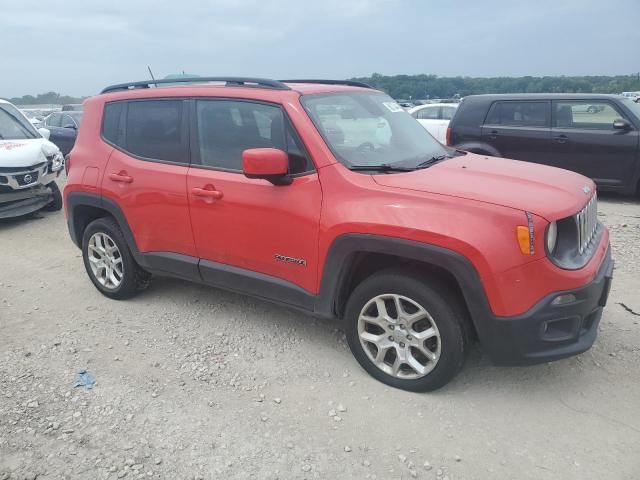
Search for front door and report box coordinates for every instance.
[550,100,639,189]
[187,99,322,294]
[481,100,552,163]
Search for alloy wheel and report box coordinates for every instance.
[357,294,441,379]
[87,232,124,289]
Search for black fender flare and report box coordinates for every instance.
[314,234,493,332]
[66,191,142,261]
[455,142,501,157]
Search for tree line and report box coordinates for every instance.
[350,73,640,100]
[7,74,640,105]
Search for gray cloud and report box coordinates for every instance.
[2,0,638,97]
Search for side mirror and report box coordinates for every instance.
[38,128,50,140]
[613,118,632,130]
[242,148,291,185]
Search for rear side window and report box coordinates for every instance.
[195,100,314,174]
[46,113,61,127]
[126,100,186,163]
[485,101,550,127]
[102,102,125,145]
[415,107,440,120]
[441,106,457,120]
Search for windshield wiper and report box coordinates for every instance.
[348,164,416,172]
[415,154,448,169]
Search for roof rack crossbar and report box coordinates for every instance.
[101,77,291,94]
[279,79,374,89]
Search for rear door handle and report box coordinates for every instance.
[555,135,569,144]
[108,171,133,183]
[489,130,498,139]
[192,186,224,200]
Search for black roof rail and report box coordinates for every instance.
[101,77,291,94]
[280,79,374,89]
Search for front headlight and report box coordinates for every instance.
[47,152,64,172]
[546,221,558,254]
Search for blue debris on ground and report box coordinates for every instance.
[73,370,96,390]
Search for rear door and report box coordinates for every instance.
[55,114,79,155]
[550,100,639,188]
[100,99,197,265]
[186,98,322,294]
[481,100,552,163]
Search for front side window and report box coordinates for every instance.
[195,100,313,174]
[554,101,625,130]
[485,101,550,127]
[46,113,61,128]
[0,103,38,140]
[301,92,449,168]
[125,100,186,162]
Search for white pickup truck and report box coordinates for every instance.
[0,99,64,219]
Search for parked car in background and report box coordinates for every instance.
[62,104,83,112]
[64,77,613,392]
[409,103,458,143]
[43,111,83,155]
[448,94,640,196]
[0,99,64,218]
[621,92,640,102]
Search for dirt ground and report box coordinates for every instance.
[1,182,639,480]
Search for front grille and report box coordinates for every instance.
[15,171,39,186]
[575,194,597,255]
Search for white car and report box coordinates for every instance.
[408,103,458,143]
[0,99,64,219]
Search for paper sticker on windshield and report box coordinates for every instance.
[383,102,404,113]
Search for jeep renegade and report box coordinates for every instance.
[64,78,614,391]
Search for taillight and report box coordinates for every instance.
[445,127,452,146]
[64,154,70,175]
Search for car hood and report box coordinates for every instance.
[372,154,594,220]
[0,138,60,168]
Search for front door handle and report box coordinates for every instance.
[555,135,569,144]
[192,186,224,200]
[489,130,498,139]
[108,171,133,183]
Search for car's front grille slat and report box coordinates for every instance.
[576,194,597,255]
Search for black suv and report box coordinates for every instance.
[447,94,640,195]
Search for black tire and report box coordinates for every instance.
[81,217,151,300]
[345,269,467,392]
[42,181,62,212]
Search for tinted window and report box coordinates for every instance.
[486,101,549,127]
[102,102,125,145]
[46,113,61,127]
[126,100,186,162]
[196,100,313,174]
[416,107,440,120]
[554,101,624,130]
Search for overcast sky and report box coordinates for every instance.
[2,0,639,97]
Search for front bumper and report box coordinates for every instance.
[0,183,56,219]
[481,246,614,365]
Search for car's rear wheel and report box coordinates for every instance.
[345,269,467,392]
[82,217,151,299]
[42,181,62,212]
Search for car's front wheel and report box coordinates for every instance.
[82,217,151,299]
[42,181,62,212]
[345,269,467,392]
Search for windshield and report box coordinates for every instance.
[0,104,39,140]
[621,98,640,120]
[301,92,450,169]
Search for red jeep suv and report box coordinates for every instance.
[64,77,614,391]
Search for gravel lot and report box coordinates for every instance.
[1,181,639,480]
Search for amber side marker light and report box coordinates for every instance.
[516,212,535,255]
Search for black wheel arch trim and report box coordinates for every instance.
[315,234,493,331]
